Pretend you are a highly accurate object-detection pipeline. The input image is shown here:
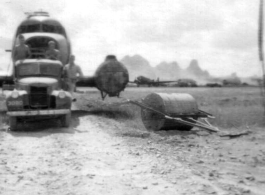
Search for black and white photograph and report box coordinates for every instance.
[0,0,264,194]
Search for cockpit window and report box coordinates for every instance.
[42,24,66,35]
[26,37,59,59]
[28,24,41,32]
[17,24,66,36]
[19,24,41,34]
[42,24,55,33]
[56,26,65,35]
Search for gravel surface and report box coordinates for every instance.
[0,94,264,195]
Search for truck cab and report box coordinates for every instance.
[5,11,72,130]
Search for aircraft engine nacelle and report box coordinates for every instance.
[94,55,129,98]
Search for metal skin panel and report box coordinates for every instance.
[141,93,199,131]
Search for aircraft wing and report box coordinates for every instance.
[128,80,176,84]
[0,71,13,87]
[76,76,96,87]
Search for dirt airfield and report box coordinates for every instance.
[0,88,265,195]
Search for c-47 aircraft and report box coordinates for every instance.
[1,11,129,99]
[130,75,176,87]
[1,11,129,129]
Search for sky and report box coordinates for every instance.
[0,0,263,77]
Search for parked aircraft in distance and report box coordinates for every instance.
[176,79,198,87]
[130,76,176,87]
[205,83,222,87]
[222,78,242,86]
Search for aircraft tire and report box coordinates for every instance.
[61,112,71,127]
[9,116,18,131]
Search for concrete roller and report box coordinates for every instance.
[141,93,199,131]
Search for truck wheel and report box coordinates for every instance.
[9,116,18,131]
[61,113,71,127]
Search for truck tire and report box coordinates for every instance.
[61,112,71,127]
[9,116,18,131]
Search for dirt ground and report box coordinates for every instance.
[0,93,265,195]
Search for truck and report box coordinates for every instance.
[4,11,72,130]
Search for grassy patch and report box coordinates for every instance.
[78,87,265,130]
[1,87,264,130]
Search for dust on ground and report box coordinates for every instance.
[0,93,265,195]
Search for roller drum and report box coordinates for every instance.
[141,93,199,131]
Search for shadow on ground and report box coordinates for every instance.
[156,129,200,137]
[3,110,90,137]
[88,109,133,120]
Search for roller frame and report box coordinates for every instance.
[126,99,219,132]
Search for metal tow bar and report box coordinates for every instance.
[125,99,219,133]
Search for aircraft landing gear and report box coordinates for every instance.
[9,116,18,131]
[100,91,108,100]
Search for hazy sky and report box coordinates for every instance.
[0,0,263,77]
